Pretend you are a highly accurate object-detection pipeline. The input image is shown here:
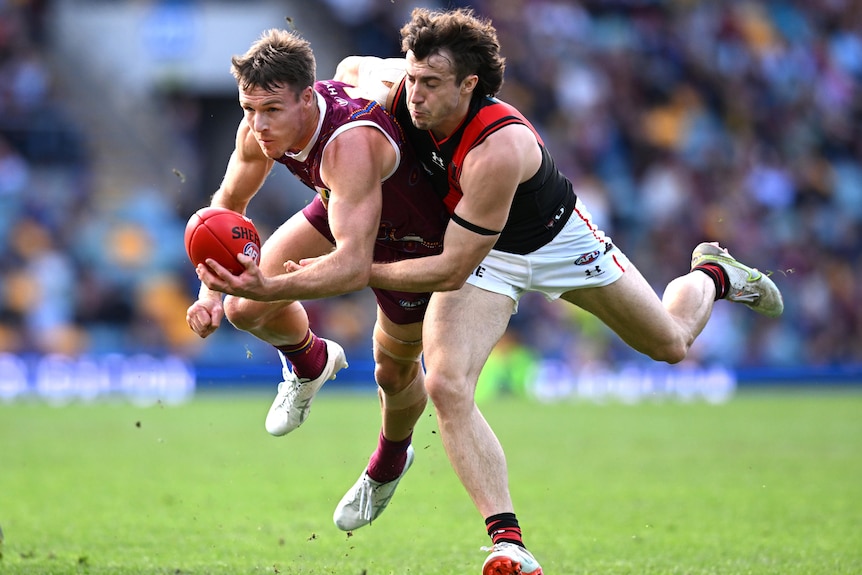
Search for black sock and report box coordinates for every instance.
[485,512,524,548]
[694,263,729,301]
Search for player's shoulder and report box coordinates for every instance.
[473,97,529,127]
[465,98,533,143]
[464,103,537,172]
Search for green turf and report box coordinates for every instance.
[1,388,860,574]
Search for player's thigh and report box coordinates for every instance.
[423,284,515,383]
[561,264,676,353]
[375,307,423,345]
[259,211,333,276]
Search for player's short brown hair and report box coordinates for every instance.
[231,28,316,97]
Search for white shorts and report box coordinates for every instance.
[465,197,630,310]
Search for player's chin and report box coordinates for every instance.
[261,148,284,160]
[258,141,284,158]
[410,114,431,130]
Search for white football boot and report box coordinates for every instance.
[264,338,348,436]
[691,242,784,318]
[333,445,414,531]
[482,542,544,575]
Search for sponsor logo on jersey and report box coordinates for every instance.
[315,186,331,206]
[574,250,601,265]
[431,151,445,170]
[545,204,567,229]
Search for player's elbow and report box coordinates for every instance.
[433,266,473,291]
[344,267,371,292]
[334,56,362,84]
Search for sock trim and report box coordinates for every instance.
[485,513,524,547]
[694,263,729,301]
[276,330,314,355]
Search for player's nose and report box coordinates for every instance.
[252,114,268,132]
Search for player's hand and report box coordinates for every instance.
[197,253,276,301]
[186,295,224,338]
[283,256,320,273]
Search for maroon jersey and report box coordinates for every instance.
[279,80,446,257]
[278,80,448,324]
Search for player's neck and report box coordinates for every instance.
[432,109,469,141]
[290,99,321,154]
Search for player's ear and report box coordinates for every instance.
[461,74,478,95]
[300,85,315,105]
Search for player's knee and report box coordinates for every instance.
[377,362,427,411]
[424,371,472,414]
[372,324,423,395]
[374,355,419,395]
[646,340,687,365]
[222,295,257,332]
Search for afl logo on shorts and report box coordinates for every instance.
[399,297,428,309]
[574,250,600,265]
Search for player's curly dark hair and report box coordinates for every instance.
[230,28,316,97]
[400,7,505,98]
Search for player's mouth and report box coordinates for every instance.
[257,139,283,158]
[410,109,429,123]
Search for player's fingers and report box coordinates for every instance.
[186,314,207,337]
[284,260,302,272]
[210,304,224,327]
[197,263,229,292]
[236,252,255,267]
[192,316,218,338]
[203,258,233,279]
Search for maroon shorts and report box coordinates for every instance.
[302,197,432,325]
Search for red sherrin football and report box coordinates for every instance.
[184,207,261,275]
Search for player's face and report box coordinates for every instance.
[238,83,317,159]
[405,49,477,138]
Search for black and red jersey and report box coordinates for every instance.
[391,78,576,255]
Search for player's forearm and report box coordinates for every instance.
[209,190,251,215]
[370,256,469,293]
[269,256,369,301]
[197,281,223,302]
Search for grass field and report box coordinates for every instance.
[1,388,860,574]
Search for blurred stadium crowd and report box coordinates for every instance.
[0,1,860,384]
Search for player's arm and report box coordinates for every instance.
[186,121,273,337]
[335,56,405,111]
[210,120,275,214]
[206,126,392,302]
[370,125,539,292]
[272,125,385,297]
